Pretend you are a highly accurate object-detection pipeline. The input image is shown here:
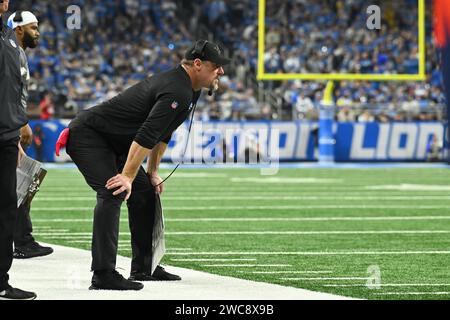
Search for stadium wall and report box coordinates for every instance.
[28,120,449,163]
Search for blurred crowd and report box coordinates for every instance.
[7,0,446,122]
[261,0,445,121]
[264,0,421,74]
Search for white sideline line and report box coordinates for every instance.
[165,205,449,211]
[33,207,91,211]
[164,251,450,256]
[43,186,370,190]
[165,231,450,235]
[30,205,450,211]
[50,236,91,239]
[34,219,94,222]
[230,177,342,184]
[367,184,450,191]
[41,185,449,190]
[38,190,450,194]
[324,284,450,287]
[160,216,450,222]
[35,197,95,201]
[201,264,292,267]
[118,249,194,253]
[43,237,91,240]
[67,240,191,253]
[35,230,450,236]
[47,173,229,178]
[33,195,450,201]
[39,234,92,236]
[34,229,70,232]
[41,184,443,189]
[155,173,230,178]
[171,258,257,262]
[187,195,450,200]
[31,216,450,223]
[281,277,368,281]
[372,292,450,295]
[238,271,333,274]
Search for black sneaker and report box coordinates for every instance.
[0,286,37,300]
[13,242,54,259]
[89,270,143,291]
[129,265,181,281]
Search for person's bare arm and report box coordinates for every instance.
[20,124,33,148]
[146,141,168,194]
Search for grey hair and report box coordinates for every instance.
[181,59,194,66]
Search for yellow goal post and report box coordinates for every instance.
[257,0,426,81]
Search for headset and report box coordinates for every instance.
[192,40,209,59]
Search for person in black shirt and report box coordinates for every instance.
[7,10,54,260]
[65,40,230,291]
[0,0,37,300]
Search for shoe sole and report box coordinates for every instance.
[89,285,143,291]
[129,277,181,281]
[0,295,37,300]
[13,251,54,259]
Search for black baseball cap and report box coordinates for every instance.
[185,40,231,66]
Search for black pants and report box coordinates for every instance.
[14,204,34,247]
[0,138,19,291]
[66,124,156,273]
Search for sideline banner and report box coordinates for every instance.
[28,120,448,162]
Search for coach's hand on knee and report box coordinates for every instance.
[149,174,164,194]
[106,174,133,200]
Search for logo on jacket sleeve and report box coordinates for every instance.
[171,101,178,109]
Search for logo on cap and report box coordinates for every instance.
[171,101,179,110]
[213,45,221,55]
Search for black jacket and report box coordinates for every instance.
[70,65,200,152]
[0,15,28,142]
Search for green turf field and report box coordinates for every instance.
[30,166,450,300]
